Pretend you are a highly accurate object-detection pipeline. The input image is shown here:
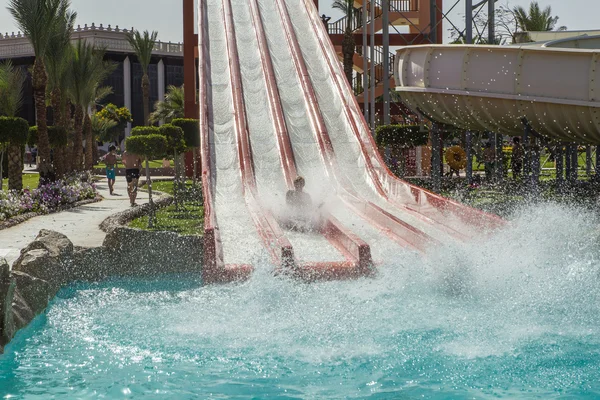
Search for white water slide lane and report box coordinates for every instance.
[199,0,503,279]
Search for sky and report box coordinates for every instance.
[0,0,598,44]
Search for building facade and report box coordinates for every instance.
[0,23,184,135]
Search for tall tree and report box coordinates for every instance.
[68,40,114,171]
[149,85,184,125]
[8,0,77,183]
[46,10,75,178]
[332,0,356,86]
[0,62,26,191]
[126,30,158,126]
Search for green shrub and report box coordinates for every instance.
[0,116,29,145]
[130,126,160,137]
[125,134,168,159]
[375,125,429,148]
[159,124,187,154]
[172,118,200,149]
[28,126,69,148]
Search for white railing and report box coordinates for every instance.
[0,23,183,58]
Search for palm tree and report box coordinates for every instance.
[513,2,562,33]
[332,0,356,85]
[126,30,158,126]
[8,0,76,183]
[0,62,26,190]
[46,11,75,178]
[0,62,25,118]
[68,40,114,171]
[149,85,184,125]
[88,85,114,168]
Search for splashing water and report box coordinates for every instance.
[1,203,600,399]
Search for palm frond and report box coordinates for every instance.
[46,9,75,91]
[8,0,77,59]
[333,0,355,20]
[68,40,116,113]
[0,61,26,117]
[126,29,158,73]
[513,1,559,32]
[91,113,118,142]
[149,85,184,124]
[94,86,113,105]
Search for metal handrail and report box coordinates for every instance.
[326,0,419,34]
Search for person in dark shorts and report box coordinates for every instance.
[122,151,142,206]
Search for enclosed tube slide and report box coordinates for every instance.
[199,0,503,283]
[394,42,600,143]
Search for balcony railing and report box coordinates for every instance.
[353,46,395,95]
[0,23,183,58]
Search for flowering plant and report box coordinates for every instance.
[0,173,97,221]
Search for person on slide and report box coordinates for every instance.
[284,176,322,232]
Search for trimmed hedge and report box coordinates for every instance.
[0,116,29,145]
[130,126,160,137]
[28,126,69,148]
[172,118,200,148]
[375,125,429,148]
[125,134,168,159]
[159,124,187,154]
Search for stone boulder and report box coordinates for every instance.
[13,230,75,287]
[20,229,73,258]
[0,259,14,351]
[10,271,54,332]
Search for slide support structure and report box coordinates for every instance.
[431,123,442,193]
[555,144,564,190]
[466,130,473,184]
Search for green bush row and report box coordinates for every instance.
[374,124,429,148]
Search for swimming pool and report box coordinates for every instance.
[1,204,600,399]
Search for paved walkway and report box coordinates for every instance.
[0,176,167,265]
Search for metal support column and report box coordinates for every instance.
[586,145,592,177]
[523,123,530,179]
[465,0,473,44]
[429,0,437,43]
[466,131,473,183]
[362,0,368,122]
[488,0,495,44]
[530,138,540,190]
[555,144,564,190]
[382,0,390,125]
[565,144,572,183]
[596,145,600,182]
[495,133,503,182]
[431,124,442,192]
[571,144,578,182]
[369,0,376,130]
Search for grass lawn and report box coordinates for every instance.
[2,173,40,191]
[130,180,204,235]
[141,180,195,195]
[97,159,174,169]
[129,203,204,235]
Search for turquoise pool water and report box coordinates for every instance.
[1,204,600,399]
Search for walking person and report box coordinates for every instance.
[122,150,142,207]
[30,147,37,168]
[102,145,119,195]
[511,137,524,180]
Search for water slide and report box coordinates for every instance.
[394,37,600,143]
[198,0,503,284]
